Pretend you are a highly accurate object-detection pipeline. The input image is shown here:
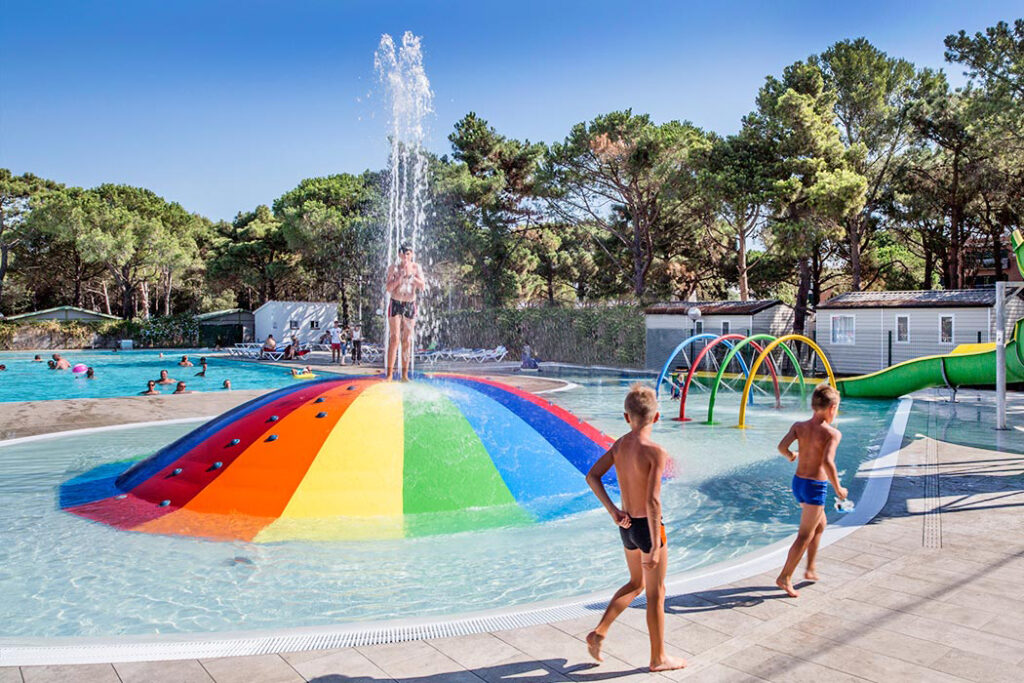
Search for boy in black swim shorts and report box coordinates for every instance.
[583,384,687,673]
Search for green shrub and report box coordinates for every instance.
[432,304,644,367]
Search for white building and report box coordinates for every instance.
[644,300,796,370]
[817,289,1024,375]
[253,301,338,346]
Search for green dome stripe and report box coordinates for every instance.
[401,383,518,514]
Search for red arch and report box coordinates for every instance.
[675,334,781,421]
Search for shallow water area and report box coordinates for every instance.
[0,350,326,402]
[0,376,897,637]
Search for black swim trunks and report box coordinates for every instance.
[388,298,417,319]
[619,517,667,554]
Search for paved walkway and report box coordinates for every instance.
[3,393,1023,681]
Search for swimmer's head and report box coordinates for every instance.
[811,383,840,421]
[86,367,94,378]
[33,355,41,361]
[199,357,207,364]
[223,379,231,389]
[147,380,156,389]
[624,383,659,426]
[175,381,187,392]
[159,370,169,379]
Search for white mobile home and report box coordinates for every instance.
[644,300,796,370]
[253,301,338,347]
[817,289,1024,375]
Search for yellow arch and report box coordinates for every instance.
[737,334,836,429]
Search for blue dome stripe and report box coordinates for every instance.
[425,375,612,483]
[433,381,588,505]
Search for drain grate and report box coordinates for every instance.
[922,405,943,549]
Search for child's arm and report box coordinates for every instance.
[586,446,630,528]
[822,430,848,500]
[643,447,668,566]
[777,423,798,462]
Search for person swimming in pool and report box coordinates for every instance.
[173,381,191,394]
[290,366,313,377]
[775,383,848,598]
[52,354,71,370]
[32,355,43,362]
[195,358,208,377]
[155,370,176,385]
[222,379,232,390]
[384,242,425,382]
[178,355,193,367]
[141,380,160,395]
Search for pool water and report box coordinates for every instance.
[0,350,328,402]
[0,377,897,637]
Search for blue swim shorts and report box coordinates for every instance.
[791,475,829,506]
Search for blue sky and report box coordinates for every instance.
[2,1,1019,220]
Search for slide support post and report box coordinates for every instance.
[996,280,1008,430]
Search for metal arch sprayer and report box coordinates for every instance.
[737,334,836,429]
[705,334,807,424]
[677,334,783,422]
[655,333,750,398]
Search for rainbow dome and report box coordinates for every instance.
[60,374,616,542]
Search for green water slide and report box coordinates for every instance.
[837,229,1024,399]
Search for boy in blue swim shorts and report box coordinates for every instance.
[775,383,848,597]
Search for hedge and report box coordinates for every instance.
[431,305,644,367]
[0,314,200,350]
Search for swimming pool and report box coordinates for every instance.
[0,377,898,637]
[0,350,327,402]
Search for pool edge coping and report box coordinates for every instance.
[0,398,913,666]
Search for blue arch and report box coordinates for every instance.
[655,333,751,399]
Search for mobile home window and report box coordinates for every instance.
[830,315,855,345]
[289,320,299,330]
[939,314,954,344]
[694,321,703,335]
[309,320,320,329]
[721,321,730,335]
[896,315,909,343]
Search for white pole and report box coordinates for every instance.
[995,280,1007,430]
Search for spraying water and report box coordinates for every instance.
[375,32,433,375]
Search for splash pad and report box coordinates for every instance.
[60,375,615,542]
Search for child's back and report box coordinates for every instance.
[612,430,665,518]
[790,418,842,482]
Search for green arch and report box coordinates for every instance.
[706,334,806,424]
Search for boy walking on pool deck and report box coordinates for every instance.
[584,383,687,672]
[775,382,848,598]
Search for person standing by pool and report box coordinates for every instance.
[328,321,344,364]
[775,383,848,598]
[385,243,425,381]
[351,324,363,365]
[583,384,687,673]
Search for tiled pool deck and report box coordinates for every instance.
[2,389,1022,681]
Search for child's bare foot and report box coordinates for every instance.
[586,631,604,662]
[650,655,688,672]
[776,575,799,597]
[805,569,819,581]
